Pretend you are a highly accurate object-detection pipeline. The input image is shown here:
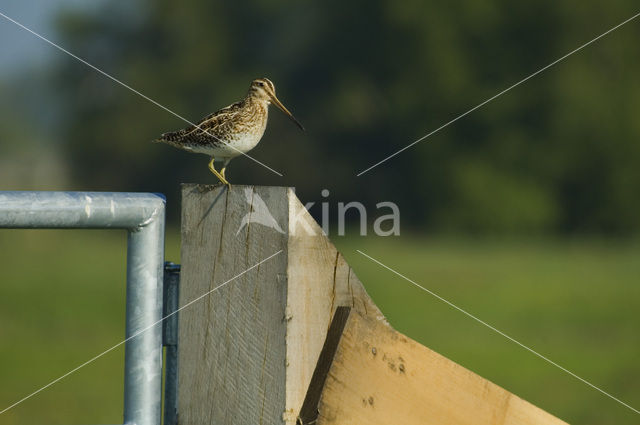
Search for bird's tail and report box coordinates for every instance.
[152,130,185,146]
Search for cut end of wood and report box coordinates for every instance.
[307,310,569,425]
[297,307,352,425]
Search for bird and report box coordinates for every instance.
[153,78,304,185]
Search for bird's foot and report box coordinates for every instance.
[208,157,231,187]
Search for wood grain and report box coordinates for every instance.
[284,191,384,424]
[179,184,289,425]
[314,311,569,425]
[178,185,382,425]
[178,184,565,425]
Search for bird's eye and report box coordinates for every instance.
[258,82,264,87]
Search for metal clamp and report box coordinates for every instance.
[162,262,180,425]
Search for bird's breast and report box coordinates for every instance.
[212,106,268,157]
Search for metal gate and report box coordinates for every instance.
[0,191,175,425]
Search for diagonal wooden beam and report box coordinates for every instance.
[309,310,569,425]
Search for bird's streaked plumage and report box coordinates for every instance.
[154,78,303,185]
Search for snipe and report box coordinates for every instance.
[154,78,304,185]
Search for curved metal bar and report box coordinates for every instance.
[0,191,166,425]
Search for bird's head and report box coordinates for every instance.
[249,78,305,131]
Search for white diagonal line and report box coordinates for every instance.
[357,249,640,415]
[357,11,640,176]
[0,11,283,177]
[0,250,283,415]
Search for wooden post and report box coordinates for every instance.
[178,184,567,425]
[300,308,568,425]
[178,184,381,425]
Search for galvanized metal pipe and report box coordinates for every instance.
[0,191,166,425]
[124,208,165,425]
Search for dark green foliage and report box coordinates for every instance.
[51,0,640,233]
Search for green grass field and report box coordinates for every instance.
[0,230,638,424]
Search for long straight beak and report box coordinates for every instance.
[269,93,305,131]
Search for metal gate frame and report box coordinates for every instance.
[0,191,166,425]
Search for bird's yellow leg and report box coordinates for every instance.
[208,157,230,186]
[220,158,231,179]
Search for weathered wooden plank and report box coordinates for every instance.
[179,184,290,425]
[178,184,382,425]
[284,193,384,424]
[313,311,569,425]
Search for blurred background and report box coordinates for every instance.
[1,0,639,424]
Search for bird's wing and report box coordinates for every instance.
[154,101,244,146]
[199,101,244,124]
[191,102,243,134]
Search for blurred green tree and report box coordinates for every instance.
[51,0,640,233]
